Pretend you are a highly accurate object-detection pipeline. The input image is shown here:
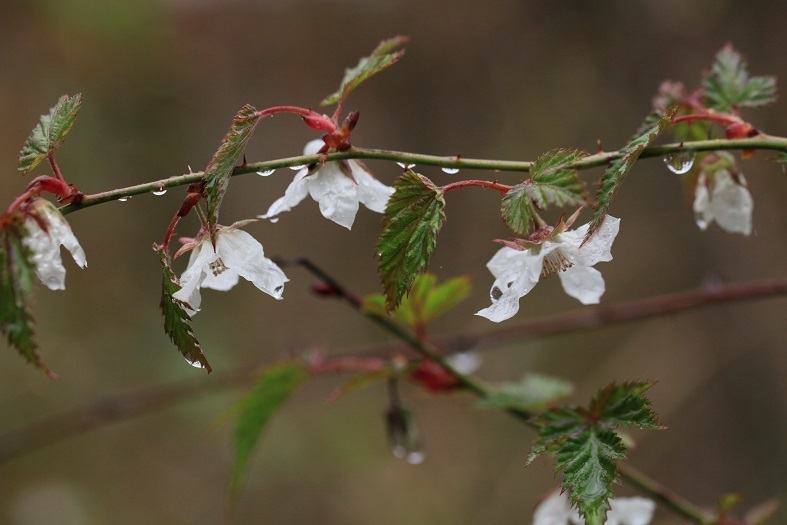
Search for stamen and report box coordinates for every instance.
[208,258,228,277]
[541,249,573,278]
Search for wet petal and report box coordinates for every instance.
[607,497,656,525]
[172,241,217,312]
[259,170,310,221]
[566,216,620,266]
[307,162,359,229]
[692,175,712,231]
[532,491,582,525]
[215,230,288,299]
[353,161,394,213]
[475,272,537,323]
[709,171,753,235]
[23,218,67,291]
[558,265,606,304]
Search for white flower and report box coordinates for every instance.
[172,226,287,314]
[22,199,87,291]
[533,490,655,525]
[260,139,394,229]
[693,168,753,235]
[476,215,620,323]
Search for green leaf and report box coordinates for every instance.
[703,44,776,112]
[557,428,625,521]
[18,94,82,173]
[0,219,54,376]
[364,272,472,327]
[231,362,309,494]
[203,104,261,240]
[590,381,663,429]
[585,106,675,243]
[528,381,664,523]
[321,36,408,107]
[156,247,211,373]
[475,373,573,412]
[376,171,446,309]
[501,149,587,235]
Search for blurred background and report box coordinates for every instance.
[1,1,786,523]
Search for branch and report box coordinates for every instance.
[59,135,787,214]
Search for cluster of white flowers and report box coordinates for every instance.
[22,199,87,290]
[533,491,655,525]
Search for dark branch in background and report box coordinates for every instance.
[1,277,785,466]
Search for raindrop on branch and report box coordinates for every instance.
[396,162,416,169]
[118,196,131,202]
[289,165,306,171]
[441,167,460,174]
[663,151,696,174]
[257,169,276,176]
[152,188,167,196]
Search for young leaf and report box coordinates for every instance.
[231,361,309,494]
[156,247,211,373]
[528,381,663,524]
[18,94,82,173]
[585,106,675,243]
[0,220,54,377]
[321,36,408,107]
[703,44,776,112]
[475,373,573,412]
[500,184,534,235]
[203,104,261,240]
[376,171,446,309]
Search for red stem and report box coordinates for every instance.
[671,113,742,127]
[48,155,65,182]
[441,180,513,194]
[257,106,338,133]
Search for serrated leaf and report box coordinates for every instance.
[376,171,446,309]
[527,407,585,464]
[557,428,625,522]
[531,148,587,180]
[203,104,260,240]
[321,36,408,107]
[231,362,309,494]
[475,373,573,412]
[156,247,211,373]
[500,184,534,235]
[0,219,53,376]
[585,107,675,242]
[18,94,82,173]
[703,44,776,112]
[590,381,663,429]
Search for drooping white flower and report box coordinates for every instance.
[172,224,287,314]
[476,214,620,323]
[533,490,655,525]
[260,139,394,229]
[22,199,87,291]
[693,168,753,235]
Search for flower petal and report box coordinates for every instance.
[353,161,394,213]
[607,497,656,525]
[307,162,360,229]
[709,171,753,235]
[532,491,582,525]
[260,170,310,221]
[692,174,712,231]
[558,264,606,304]
[215,229,288,299]
[23,218,67,291]
[172,241,217,313]
[567,216,620,266]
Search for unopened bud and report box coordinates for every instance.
[302,114,336,133]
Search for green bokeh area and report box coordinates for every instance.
[2,1,786,524]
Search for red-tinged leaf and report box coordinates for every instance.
[376,171,445,309]
[156,246,211,372]
[0,218,55,377]
[18,94,82,173]
[231,362,309,495]
[203,104,261,241]
[321,36,408,107]
[703,44,776,112]
[585,106,676,243]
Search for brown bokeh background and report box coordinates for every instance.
[1,1,786,523]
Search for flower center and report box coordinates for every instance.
[541,249,573,278]
[208,258,228,277]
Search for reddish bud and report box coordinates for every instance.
[177,192,202,217]
[302,114,336,133]
[725,122,757,140]
[409,360,460,392]
[311,282,340,297]
[26,175,71,200]
[341,111,360,133]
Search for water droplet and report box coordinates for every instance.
[152,188,167,196]
[257,169,275,177]
[396,162,416,169]
[663,151,696,174]
[289,164,306,171]
[441,167,460,174]
[118,196,130,202]
[269,217,279,224]
[490,286,503,301]
[406,451,425,465]
[184,356,205,369]
[274,285,284,296]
